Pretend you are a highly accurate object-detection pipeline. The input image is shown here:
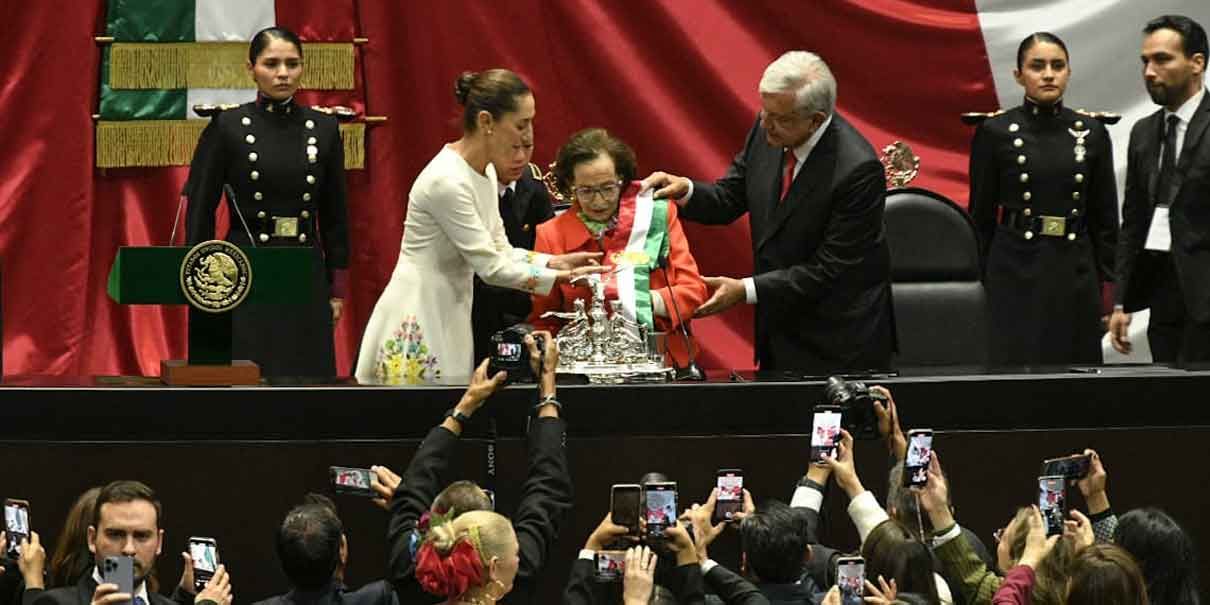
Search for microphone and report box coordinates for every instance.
[657,254,705,381]
[223,184,258,248]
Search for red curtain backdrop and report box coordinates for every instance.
[0,0,997,377]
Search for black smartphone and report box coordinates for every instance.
[643,482,677,540]
[610,484,641,534]
[188,537,219,592]
[330,466,377,497]
[593,550,626,582]
[712,469,744,524]
[4,499,30,560]
[1038,475,1066,537]
[1040,454,1091,480]
[837,556,865,605]
[810,406,843,463]
[102,555,135,604]
[903,429,934,487]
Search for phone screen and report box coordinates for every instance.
[838,558,865,605]
[4,502,29,559]
[714,470,744,522]
[611,485,641,532]
[904,430,934,487]
[189,538,218,592]
[1038,476,1066,536]
[644,483,677,539]
[594,551,626,582]
[810,409,843,463]
[331,466,377,497]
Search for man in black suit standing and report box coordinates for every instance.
[643,51,893,374]
[471,144,556,364]
[1110,15,1210,365]
[33,481,230,605]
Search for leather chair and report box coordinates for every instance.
[884,187,988,367]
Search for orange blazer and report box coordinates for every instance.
[528,200,707,367]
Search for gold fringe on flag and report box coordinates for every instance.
[96,120,367,170]
[109,42,355,90]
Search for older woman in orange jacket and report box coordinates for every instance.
[528,128,707,367]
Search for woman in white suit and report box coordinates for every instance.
[356,69,601,385]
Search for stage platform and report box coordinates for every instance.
[1,366,1208,602]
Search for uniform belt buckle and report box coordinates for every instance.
[273,216,299,237]
[1040,216,1066,237]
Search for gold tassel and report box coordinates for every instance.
[96,120,367,170]
[108,42,355,90]
[339,123,366,170]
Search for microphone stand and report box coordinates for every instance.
[658,257,705,381]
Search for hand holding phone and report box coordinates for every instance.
[712,469,744,524]
[188,537,219,593]
[101,555,135,605]
[4,499,30,560]
[810,407,843,464]
[1039,454,1091,480]
[330,466,378,497]
[610,484,641,535]
[642,482,677,540]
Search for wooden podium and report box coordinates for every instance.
[107,245,312,385]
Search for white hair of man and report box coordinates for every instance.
[758,51,837,117]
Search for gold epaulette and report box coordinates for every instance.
[960,110,1006,125]
[527,162,543,180]
[310,105,359,121]
[192,103,242,118]
[1073,109,1122,125]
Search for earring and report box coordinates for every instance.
[483,580,507,601]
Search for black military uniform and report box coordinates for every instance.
[185,95,349,378]
[470,163,555,363]
[968,98,1118,366]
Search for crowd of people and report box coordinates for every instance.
[0,334,1202,605]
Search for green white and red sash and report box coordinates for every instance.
[600,182,671,330]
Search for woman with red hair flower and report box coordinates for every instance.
[414,510,519,604]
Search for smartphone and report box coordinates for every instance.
[1040,454,1091,480]
[4,499,29,560]
[188,537,219,592]
[101,555,135,604]
[903,429,934,487]
[810,406,843,463]
[643,482,677,540]
[593,550,626,582]
[1037,476,1066,537]
[611,484,641,534]
[330,466,377,497]
[712,469,744,524]
[837,556,866,605]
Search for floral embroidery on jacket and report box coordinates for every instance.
[375,315,440,384]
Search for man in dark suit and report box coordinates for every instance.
[386,335,571,605]
[252,495,395,605]
[32,481,230,605]
[1110,15,1210,365]
[643,51,893,374]
[471,152,557,364]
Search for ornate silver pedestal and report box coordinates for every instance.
[542,274,672,384]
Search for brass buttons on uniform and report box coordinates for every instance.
[1067,233,1076,241]
[298,233,308,243]
[1017,155,1027,165]
[248,152,258,162]
[241,117,251,126]
[245,134,256,144]
[1013,138,1024,148]
[1075,121,1084,129]
[301,210,310,219]
[1071,208,1080,216]
[1025,230,1035,239]
[259,233,270,243]
[1072,192,1081,200]
[302,193,312,201]
[1020,173,1030,183]
[306,175,316,185]
[1023,208,1032,217]
[305,120,315,129]
[1009,123,1020,132]
[308,137,317,145]
[254,192,263,201]
[1075,173,1084,183]
[251,170,260,181]
[257,211,267,219]
[1023,191,1032,201]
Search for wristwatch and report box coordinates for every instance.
[444,407,472,426]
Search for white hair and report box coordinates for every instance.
[758,51,836,117]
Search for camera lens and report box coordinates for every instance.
[824,376,851,404]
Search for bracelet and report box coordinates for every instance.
[533,394,562,415]
[444,407,471,425]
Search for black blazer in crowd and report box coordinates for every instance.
[472,164,557,362]
[683,113,894,373]
[251,579,396,605]
[33,576,174,605]
[1118,91,1210,322]
[386,417,573,605]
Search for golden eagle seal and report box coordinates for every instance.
[180,240,252,313]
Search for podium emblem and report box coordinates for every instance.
[180,240,253,313]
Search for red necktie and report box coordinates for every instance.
[780,149,798,202]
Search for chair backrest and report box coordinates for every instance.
[884,187,988,366]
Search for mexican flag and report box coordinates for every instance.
[96,0,363,169]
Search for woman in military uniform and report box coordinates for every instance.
[969,32,1118,366]
[185,27,349,378]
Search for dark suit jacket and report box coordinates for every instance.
[32,576,174,605]
[1118,92,1210,322]
[684,113,893,372]
[387,419,572,605]
[472,165,557,363]
[252,580,395,605]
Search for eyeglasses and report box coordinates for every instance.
[573,181,623,202]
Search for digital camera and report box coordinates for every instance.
[488,324,544,383]
[823,376,887,440]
